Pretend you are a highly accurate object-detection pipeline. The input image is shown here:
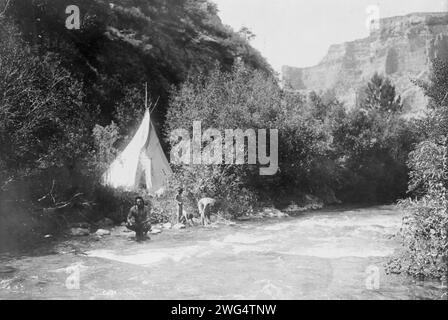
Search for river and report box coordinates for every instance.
[0,205,446,300]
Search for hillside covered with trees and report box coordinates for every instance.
[0,0,272,248]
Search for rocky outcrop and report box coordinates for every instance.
[258,207,289,218]
[173,223,186,230]
[95,229,111,236]
[96,218,114,229]
[69,228,90,236]
[282,12,448,115]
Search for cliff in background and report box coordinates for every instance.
[282,12,448,114]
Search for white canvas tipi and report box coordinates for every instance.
[102,109,172,194]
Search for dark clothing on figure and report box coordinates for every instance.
[125,220,151,233]
[176,193,183,223]
[126,205,152,239]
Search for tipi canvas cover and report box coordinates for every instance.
[102,109,172,193]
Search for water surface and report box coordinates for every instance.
[0,206,445,300]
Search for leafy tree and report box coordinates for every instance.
[0,19,98,247]
[0,20,93,200]
[393,139,448,280]
[166,63,343,210]
[90,122,121,177]
[413,59,448,139]
[334,74,413,202]
[166,63,278,215]
[389,59,448,280]
[113,86,147,138]
[238,27,256,42]
[4,0,273,125]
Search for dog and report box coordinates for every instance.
[197,197,225,226]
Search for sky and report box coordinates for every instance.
[213,0,448,72]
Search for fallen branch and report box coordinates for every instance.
[37,180,56,203]
[42,193,84,213]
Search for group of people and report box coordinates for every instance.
[126,189,220,241]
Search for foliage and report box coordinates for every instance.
[0,20,96,249]
[91,186,172,224]
[0,1,425,254]
[0,20,93,203]
[275,90,338,194]
[393,139,448,280]
[166,62,346,209]
[166,63,275,216]
[90,122,121,177]
[0,0,273,246]
[4,0,272,126]
[166,65,415,209]
[389,59,448,280]
[333,74,414,203]
[168,164,257,218]
[358,73,403,113]
[113,86,147,137]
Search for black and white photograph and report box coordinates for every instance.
[0,0,447,304]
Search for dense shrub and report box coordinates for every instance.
[333,74,415,203]
[389,59,448,280]
[4,0,272,126]
[391,139,448,280]
[91,186,173,224]
[166,63,352,212]
[165,64,415,211]
[165,63,276,216]
[0,20,94,217]
[168,164,257,218]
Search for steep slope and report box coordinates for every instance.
[282,12,448,114]
[4,0,272,126]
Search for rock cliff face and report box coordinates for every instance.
[282,12,448,114]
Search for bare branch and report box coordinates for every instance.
[0,0,12,18]
[37,180,56,203]
[1,177,13,191]
[441,91,448,105]
[42,193,84,213]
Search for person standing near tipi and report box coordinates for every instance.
[175,188,184,223]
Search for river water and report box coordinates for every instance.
[0,205,446,300]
